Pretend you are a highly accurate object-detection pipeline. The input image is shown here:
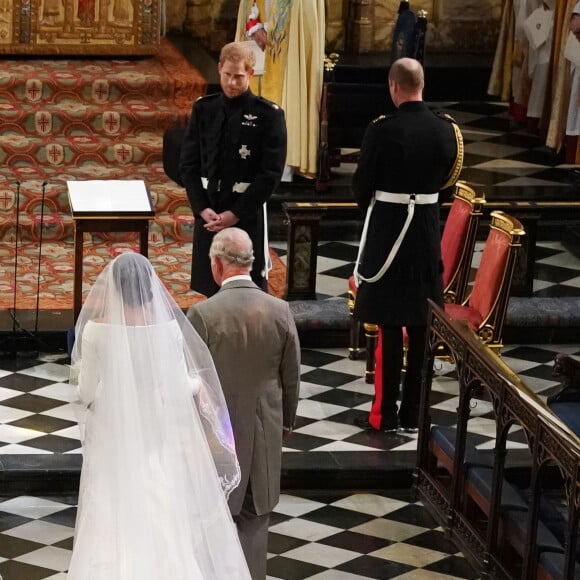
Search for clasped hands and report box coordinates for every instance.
[201,208,239,232]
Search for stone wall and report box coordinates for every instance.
[170,0,502,54]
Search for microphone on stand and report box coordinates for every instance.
[34,180,48,337]
[11,181,20,336]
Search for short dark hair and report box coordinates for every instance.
[388,58,424,92]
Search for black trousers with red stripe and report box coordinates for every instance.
[368,325,428,429]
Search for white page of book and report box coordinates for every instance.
[67,180,151,213]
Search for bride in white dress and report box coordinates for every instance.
[67,252,251,579]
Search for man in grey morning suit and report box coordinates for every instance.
[187,227,300,580]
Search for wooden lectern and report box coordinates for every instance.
[67,180,155,322]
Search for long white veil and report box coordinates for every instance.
[68,252,249,579]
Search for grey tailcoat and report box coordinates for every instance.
[187,279,300,516]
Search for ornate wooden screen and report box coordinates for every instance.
[0,0,161,56]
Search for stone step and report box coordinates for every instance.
[0,101,187,138]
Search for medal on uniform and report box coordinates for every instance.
[239,144,251,159]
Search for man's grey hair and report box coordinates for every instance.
[209,227,255,267]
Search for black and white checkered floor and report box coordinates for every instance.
[0,338,578,578]
[0,100,579,578]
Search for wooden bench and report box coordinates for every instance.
[416,302,580,579]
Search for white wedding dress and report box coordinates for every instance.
[67,253,250,579]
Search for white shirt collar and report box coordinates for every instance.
[222,274,252,286]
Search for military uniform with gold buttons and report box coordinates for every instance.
[179,89,287,297]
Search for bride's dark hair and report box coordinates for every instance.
[112,252,154,308]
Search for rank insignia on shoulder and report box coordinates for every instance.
[197,93,219,102]
[437,111,457,123]
[258,96,279,109]
[372,113,392,125]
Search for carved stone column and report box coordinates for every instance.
[345,0,374,54]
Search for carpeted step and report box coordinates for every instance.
[0,133,164,169]
[0,242,287,311]
[0,101,188,138]
[0,39,230,311]
[0,176,192,242]
[0,160,173,184]
[0,42,205,108]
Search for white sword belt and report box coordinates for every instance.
[353,190,439,285]
[201,177,250,194]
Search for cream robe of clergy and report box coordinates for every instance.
[565,1,580,151]
[236,0,325,178]
[546,0,579,157]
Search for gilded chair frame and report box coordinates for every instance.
[457,210,525,356]
[441,181,485,304]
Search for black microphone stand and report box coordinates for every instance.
[2,181,47,358]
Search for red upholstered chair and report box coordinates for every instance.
[347,182,485,383]
[440,182,485,305]
[443,211,525,356]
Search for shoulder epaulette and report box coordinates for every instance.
[257,96,280,110]
[441,114,464,190]
[436,111,457,124]
[372,113,394,125]
[196,93,220,102]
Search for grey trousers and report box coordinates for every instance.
[233,487,271,580]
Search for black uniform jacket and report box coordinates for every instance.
[179,89,287,296]
[352,100,462,327]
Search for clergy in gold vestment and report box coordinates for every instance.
[236,0,325,179]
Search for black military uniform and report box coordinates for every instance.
[352,100,463,431]
[179,89,287,297]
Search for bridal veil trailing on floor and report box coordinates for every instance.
[67,252,251,579]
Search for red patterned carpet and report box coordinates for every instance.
[0,40,286,314]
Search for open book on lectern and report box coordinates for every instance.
[67,180,154,217]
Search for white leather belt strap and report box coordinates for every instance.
[375,191,439,204]
[261,202,271,279]
[353,191,438,286]
[201,177,250,193]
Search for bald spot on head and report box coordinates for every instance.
[388,57,424,93]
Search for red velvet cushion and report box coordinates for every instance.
[469,229,509,320]
[444,303,484,331]
[348,274,357,296]
[441,197,471,288]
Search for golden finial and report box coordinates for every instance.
[324,53,340,72]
